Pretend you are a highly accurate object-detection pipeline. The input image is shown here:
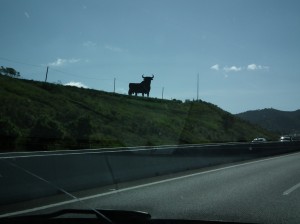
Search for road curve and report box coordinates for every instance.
[12,151,300,224]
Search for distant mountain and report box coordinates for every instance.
[236,108,300,135]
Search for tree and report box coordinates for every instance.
[0,66,20,78]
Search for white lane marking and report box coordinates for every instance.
[283,182,300,196]
[1,151,300,218]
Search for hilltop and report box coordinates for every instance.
[237,108,300,135]
[0,74,277,152]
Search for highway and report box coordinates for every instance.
[7,151,300,224]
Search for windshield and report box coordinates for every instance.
[1,0,300,223]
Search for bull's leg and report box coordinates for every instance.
[135,92,137,96]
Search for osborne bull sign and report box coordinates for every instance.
[128,74,154,97]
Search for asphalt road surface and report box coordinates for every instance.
[5,152,300,223]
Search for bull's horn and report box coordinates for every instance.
[152,74,154,78]
[142,74,145,78]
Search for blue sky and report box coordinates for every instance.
[1,0,300,113]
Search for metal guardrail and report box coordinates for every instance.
[1,141,300,208]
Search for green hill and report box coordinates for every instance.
[237,108,300,135]
[0,74,277,152]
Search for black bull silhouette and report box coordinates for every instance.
[128,75,154,97]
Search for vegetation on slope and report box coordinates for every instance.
[0,74,277,152]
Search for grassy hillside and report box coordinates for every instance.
[237,108,300,135]
[0,74,277,152]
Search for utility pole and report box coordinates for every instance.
[114,78,116,93]
[162,87,164,99]
[45,66,49,82]
[197,73,199,101]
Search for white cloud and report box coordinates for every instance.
[83,41,96,47]
[68,58,80,63]
[210,64,220,71]
[49,58,66,66]
[247,64,257,70]
[210,63,269,73]
[224,66,242,72]
[48,58,80,67]
[105,44,123,52]
[247,64,269,71]
[263,66,270,70]
[64,81,88,88]
[24,12,30,18]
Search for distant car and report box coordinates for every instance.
[252,137,267,143]
[279,136,292,142]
